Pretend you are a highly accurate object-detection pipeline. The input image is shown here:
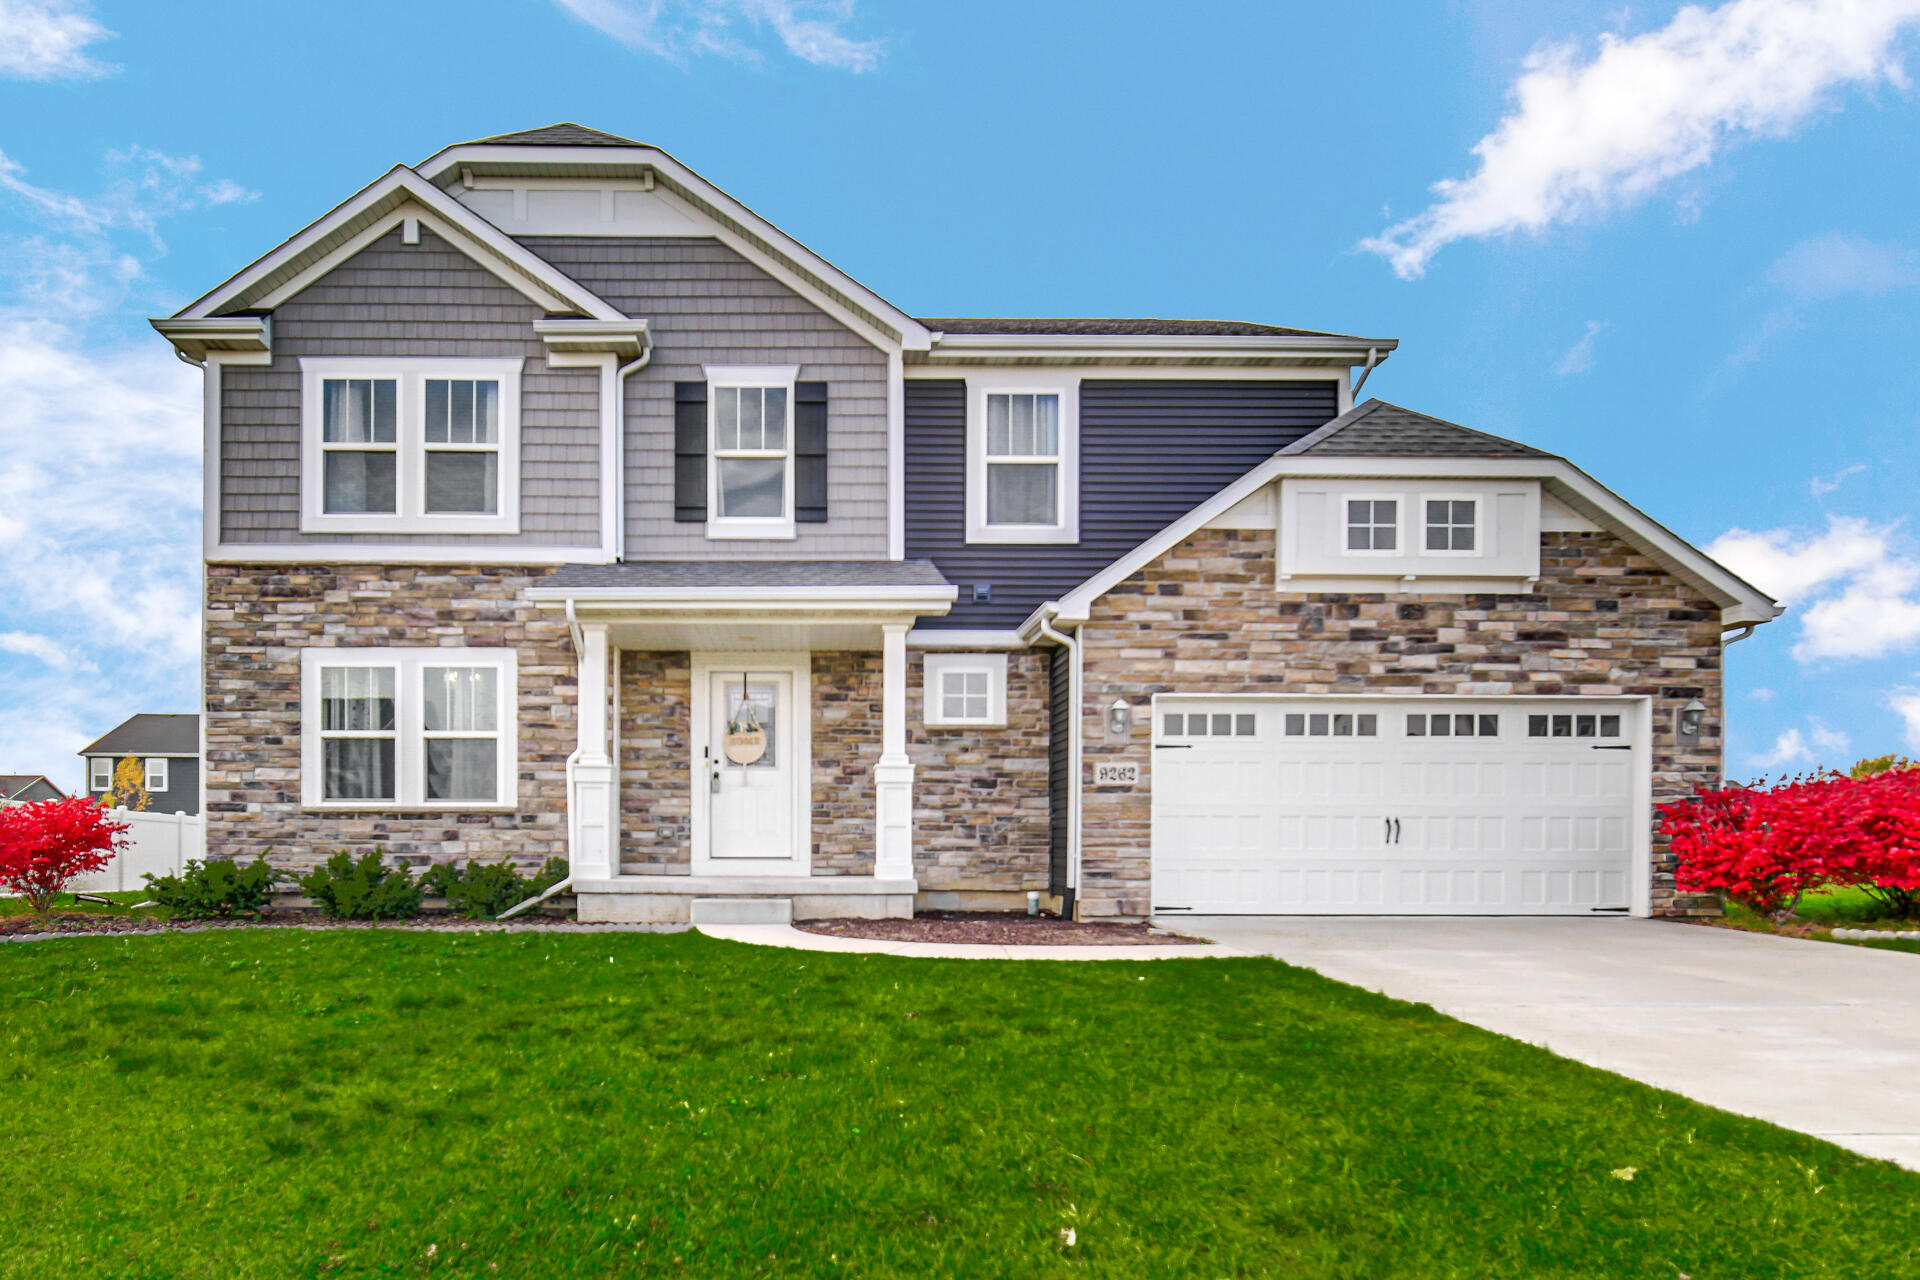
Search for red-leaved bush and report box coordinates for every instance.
[0,796,129,913]
[1663,767,1920,920]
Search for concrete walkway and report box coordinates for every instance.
[695,922,1239,961]
[1185,916,1920,1171]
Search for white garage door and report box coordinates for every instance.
[1150,699,1639,915]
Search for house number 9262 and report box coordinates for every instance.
[1095,763,1140,786]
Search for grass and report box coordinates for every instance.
[2,931,1917,1279]
[0,888,162,919]
[1718,885,1920,955]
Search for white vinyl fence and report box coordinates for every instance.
[67,808,207,894]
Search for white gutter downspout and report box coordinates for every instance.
[1350,346,1381,400]
[1034,605,1083,919]
[611,341,652,560]
[527,597,589,916]
[1722,624,1757,646]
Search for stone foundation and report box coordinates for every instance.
[618,651,692,874]
[1075,528,1725,919]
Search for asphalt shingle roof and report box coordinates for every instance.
[1285,399,1555,459]
[919,317,1356,339]
[0,775,64,802]
[540,560,951,590]
[469,123,647,148]
[78,714,200,758]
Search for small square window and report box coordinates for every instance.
[1164,713,1184,737]
[1235,714,1256,736]
[923,653,1007,727]
[1346,498,1398,551]
[1407,714,1426,737]
[1529,715,1548,738]
[1357,714,1378,737]
[1478,714,1498,737]
[1600,714,1621,737]
[1285,713,1306,736]
[1209,713,1231,737]
[1552,715,1573,738]
[1424,498,1477,552]
[1430,714,1452,737]
[1333,714,1353,737]
[1576,714,1597,738]
[941,671,990,722]
[1189,715,1210,736]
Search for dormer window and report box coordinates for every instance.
[965,376,1079,545]
[1345,498,1398,552]
[1425,499,1478,552]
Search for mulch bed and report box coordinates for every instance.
[795,911,1206,946]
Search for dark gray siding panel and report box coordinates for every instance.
[220,227,602,547]
[516,237,889,560]
[907,379,1340,629]
[1047,645,1070,910]
[86,755,201,816]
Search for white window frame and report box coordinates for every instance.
[144,758,169,792]
[922,652,1008,727]
[299,357,523,535]
[705,364,798,542]
[299,647,518,810]
[965,373,1079,544]
[1418,492,1485,558]
[88,757,112,791]
[1340,493,1403,558]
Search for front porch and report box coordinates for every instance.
[528,562,958,924]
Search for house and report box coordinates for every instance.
[78,715,202,815]
[0,775,66,807]
[151,123,1779,923]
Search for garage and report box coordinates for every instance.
[1149,698,1644,915]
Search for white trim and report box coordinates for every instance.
[907,628,1027,649]
[210,544,611,565]
[690,651,812,875]
[887,348,905,560]
[922,652,1008,727]
[88,757,112,791]
[704,365,799,542]
[528,585,957,615]
[1026,426,1782,630]
[298,357,523,535]
[1417,491,1486,559]
[83,752,199,760]
[178,167,625,322]
[965,373,1080,545]
[298,647,519,811]
[144,758,169,792]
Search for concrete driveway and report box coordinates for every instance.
[1175,916,1920,1171]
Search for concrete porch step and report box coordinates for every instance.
[689,897,794,926]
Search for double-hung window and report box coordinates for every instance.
[706,366,796,539]
[144,758,169,792]
[923,653,1008,727]
[301,648,516,808]
[88,757,111,792]
[966,377,1079,544]
[301,358,521,534]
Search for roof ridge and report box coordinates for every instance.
[1365,398,1548,455]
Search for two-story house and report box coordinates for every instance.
[153,124,1779,923]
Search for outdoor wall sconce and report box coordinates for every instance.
[1677,699,1708,741]
[1107,699,1133,741]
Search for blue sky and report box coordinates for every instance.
[2,0,1919,787]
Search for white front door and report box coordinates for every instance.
[1150,698,1641,915]
[705,669,799,863]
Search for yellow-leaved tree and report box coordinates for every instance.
[104,756,152,812]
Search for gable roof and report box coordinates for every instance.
[1285,399,1553,458]
[0,775,64,803]
[1023,397,1782,632]
[80,714,200,758]
[470,122,646,147]
[921,317,1361,340]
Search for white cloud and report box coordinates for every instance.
[0,630,83,671]
[1768,231,1920,299]
[1555,319,1607,374]
[1710,516,1920,661]
[1745,717,1851,771]
[1890,687,1920,752]
[0,146,258,248]
[1362,0,1920,279]
[1749,686,1776,701]
[554,0,883,71]
[0,0,113,80]
[1809,462,1866,497]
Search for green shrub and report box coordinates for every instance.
[420,856,568,920]
[144,857,280,919]
[296,851,424,920]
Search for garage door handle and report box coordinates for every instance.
[1156,743,1192,750]
[1591,745,1631,751]
[1383,817,1401,845]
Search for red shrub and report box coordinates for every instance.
[1663,768,1920,919]
[0,796,129,913]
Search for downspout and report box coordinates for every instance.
[1350,346,1381,400]
[1034,606,1082,920]
[1722,624,1757,646]
[517,597,589,918]
[611,341,651,561]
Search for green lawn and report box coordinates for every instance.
[3,932,1917,1278]
[1720,886,1920,955]
[0,889,161,920]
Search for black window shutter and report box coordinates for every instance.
[795,381,829,523]
[674,381,707,523]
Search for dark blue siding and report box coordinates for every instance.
[1048,644,1071,911]
[906,379,1341,629]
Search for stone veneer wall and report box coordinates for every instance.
[1076,528,1725,919]
[811,652,881,876]
[618,651,692,874]
[203,565,574,873]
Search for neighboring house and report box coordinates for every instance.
[78,715,203,815]
[152,123,1780,923]
[0,775,66,807]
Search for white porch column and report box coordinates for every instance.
[872,622,915,881]
[568,622,618,881]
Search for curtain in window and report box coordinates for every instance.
[424,667,498,801]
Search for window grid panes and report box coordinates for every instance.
[321,378,398,514]
[144,759,168,792]
[422,666,500,802]
[941,671,990,722]
[319,666,397,801]
[1281,712,1378,738]
[1425,499,1477,551]
[423,379,501,515]
[713,385,791,520]
[1407,712,1498,738]
[985,392,1061,526]
[1162,711,1260,738]
[1528,712,1623,739]
[89,758,111,791]
[1346,499,1397,551]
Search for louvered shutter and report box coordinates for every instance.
[795,381,828,523]
[673,381,707,522]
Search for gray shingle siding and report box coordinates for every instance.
[218,227,602,548]
[906,378,1343,629]
[516,236,890,561]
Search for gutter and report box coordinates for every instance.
[1031,605,1082,920]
